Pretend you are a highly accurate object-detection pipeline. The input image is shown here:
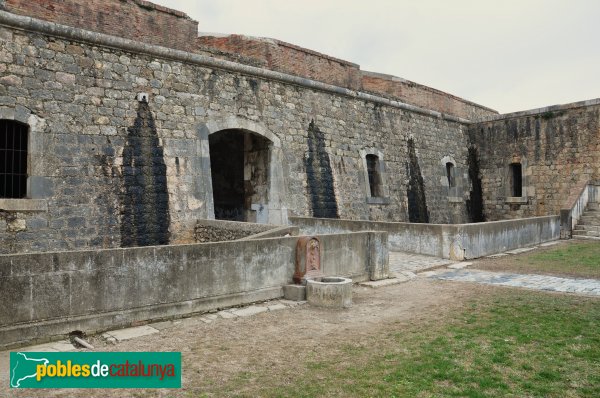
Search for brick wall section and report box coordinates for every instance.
[361,71,498,121]
[197,35,362,90]
[468,102,600,220]
[2,0,198,51]
[197,34,495,120]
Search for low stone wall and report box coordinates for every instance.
[0,231,387,349]
[454,217,560,259]
[290,216,560,260]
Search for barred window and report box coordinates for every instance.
[0,120,28,198]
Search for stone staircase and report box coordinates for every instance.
[573,201,600,240]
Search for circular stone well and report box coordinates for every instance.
[306,277,352,308]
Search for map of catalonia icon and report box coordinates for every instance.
[10,352,49,388]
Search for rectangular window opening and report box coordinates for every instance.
[366,154,382,197]
[510,163,522,197]
[446,162,456,188]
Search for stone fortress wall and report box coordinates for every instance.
[0,0,597,254]
[468,100,600,220]
[2,0,498,121]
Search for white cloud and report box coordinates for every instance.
[153,0,600,113]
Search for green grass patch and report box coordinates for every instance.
[515,242,600,277]
[222,291,600,397]
[474,241,600,278]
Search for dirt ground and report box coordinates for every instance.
[4,241,598,397]
[3,279,490,398]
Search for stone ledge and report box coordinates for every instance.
[359,278,404,288]
[505,197,528,204]
[366,197,391,205]
[0,198,47,212]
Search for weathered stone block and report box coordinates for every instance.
[283,284,306,301]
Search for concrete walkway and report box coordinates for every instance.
[389,251,454,274]
[432,269,600,296]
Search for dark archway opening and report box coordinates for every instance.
[406,138,429,223]
[466,146,486,223]
[209,129,270,222]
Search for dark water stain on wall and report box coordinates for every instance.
[305,120,339,218]
[406,138,429,223]
[120,101,170,247]
[466,146,486,223]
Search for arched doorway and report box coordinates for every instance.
[208,129,271,223]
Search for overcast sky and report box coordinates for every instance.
[152,0,599,114]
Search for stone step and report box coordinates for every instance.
[573,229,600,237]
[579,216,600,224]
[573,234,600,241]
[582,211,600,217]
[587,202,599,210]
[577,221,600,227]
[574,224,600,232]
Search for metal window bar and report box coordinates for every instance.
[0,120,28,199]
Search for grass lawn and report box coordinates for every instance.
[473,241,600,278]
[212,290,600,398]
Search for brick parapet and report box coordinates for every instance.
[2,0,198,51]
[361,71,498,120]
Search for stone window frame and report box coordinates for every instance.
[440,155,463,203]
[0,107,48,212]
[505,156,528,204]
[360,148,390,205]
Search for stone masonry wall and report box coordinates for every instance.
[0,16,473,253]
[0,0,494,122]
[468,101,600,220]
[1,0,198,51]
